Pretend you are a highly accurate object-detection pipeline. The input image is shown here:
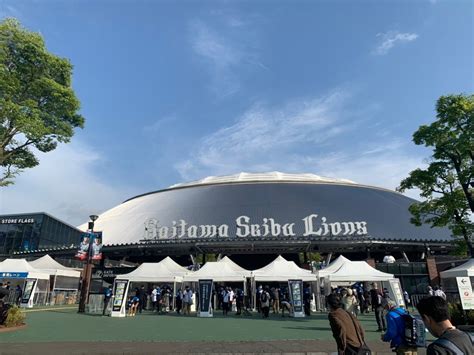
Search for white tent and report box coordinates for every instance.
[29,255,81,278]
[119,257,187,282]
[0,258,50,280]
[440,259,474,278]
[183,256,250,282]
[328,261,394,283]
[251,255,317,282]
[317,255,351,279]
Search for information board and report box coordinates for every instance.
[111,279,129,317]
[388,279,405,308]
[456,277,474,310]
[21,278,37,308]
[288,279,304,317]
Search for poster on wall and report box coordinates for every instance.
[91,232,103,261]
[112,279,129,313]
[288,279,304,317]
[198,279,213,317]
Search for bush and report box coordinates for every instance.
[4,306,25,327]
[448,302,464,325]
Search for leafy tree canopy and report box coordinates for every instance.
[0,18,84,186]
[398,94,474,256]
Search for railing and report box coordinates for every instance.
[48,290,79,305]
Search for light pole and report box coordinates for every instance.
[78,214,99,313]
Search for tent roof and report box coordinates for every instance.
[318,255,351,278]
[119,257,187,282]
[251,255,317,282]
[183,256,250,282]
[0,258,50,280]
[440,259,474,278]
[328,261,394,282]
[29,255,81,278]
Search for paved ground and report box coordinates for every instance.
[0,306,430,354]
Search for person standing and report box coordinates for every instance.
[15,285,22,307]
[176,289,183,314]
[303,285,311,316]
[222,287,230,316]
[260,287,271,318]
[370,282,386,332]
[381,300,418,355]
[417,296,473,355]
[102,285,113,316]
[138,285,146,313]
[403,290,411,310]
[183,286,193,315]
[235,288,244,315]
[272,287,280,314]
[327,294,369,355]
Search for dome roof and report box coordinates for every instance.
[168,171,357,189]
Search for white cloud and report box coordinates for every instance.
[373,31,419,55]
[175,90,426,200]
[0,141,138,226]
[189,19,265,97]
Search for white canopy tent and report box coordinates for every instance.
[328,261,394,283]
[440,259,474,279]
[0,258,50,280]
[317,255,351,279]
[183,256,251,282]
[29,255,81,278]
[119,256,187,283]
[251,255,317,282]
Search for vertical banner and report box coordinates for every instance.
[456,277,474,310]
[91,231,103,261]
[111,279,129,317]
[20,278,37,308]
[288,279,305,317]
[387,279,405,308]
[198,279,213,317]
[75,233,91,261]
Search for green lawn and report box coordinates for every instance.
[0,307,409,343]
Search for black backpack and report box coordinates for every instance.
[261,292,268,303]
[434,331,474,355]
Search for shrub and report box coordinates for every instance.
[448,302,464,325]
[4,306,25,327]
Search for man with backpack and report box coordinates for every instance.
[417,296,473,355]
[382,300,419,354]
[260,287,271,318]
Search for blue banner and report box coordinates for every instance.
[1,272,28,278]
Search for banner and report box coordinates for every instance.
[388,279,405,308]
[91,231,103,261]
[75,233,91,261]
[112,279,129,312]
[75,232,103,261]
[288,279,304,314]
[198,279,213,314]
[456,277,474,310]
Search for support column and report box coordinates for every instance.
[426,257,439,286]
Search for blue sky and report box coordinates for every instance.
[1,0,473,225]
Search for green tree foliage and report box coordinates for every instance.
[398,94,474,256]
[0,18,84,186]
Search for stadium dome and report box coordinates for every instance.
[78,172,451,248]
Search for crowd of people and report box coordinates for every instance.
[326,282,473,355]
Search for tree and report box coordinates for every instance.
[0,18,84,186]
[398,94,474,256]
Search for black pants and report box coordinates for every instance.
[223,302,229,315]
[375,306,386,330]
[103,298,110,315]
[262,306,270,318]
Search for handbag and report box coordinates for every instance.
[346,311,372,355]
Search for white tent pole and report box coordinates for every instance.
[173,280,176,310]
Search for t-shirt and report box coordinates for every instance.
[427,329,473,355]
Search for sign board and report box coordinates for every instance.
[20,278,37,308]
[111,279,129,317]
[0,272,28,278]
[198,279,213,317]
[456,277,474,310]
[288,279,304,318]
[387,279,405,308]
